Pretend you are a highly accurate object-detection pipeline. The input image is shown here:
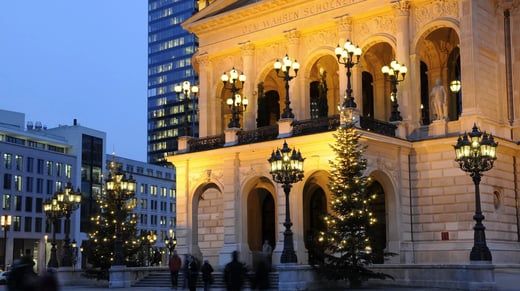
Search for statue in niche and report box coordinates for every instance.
[430,78,448,121]
[317,71,328,118]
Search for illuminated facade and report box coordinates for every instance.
[147,0,200,164]
[168,0,519,288]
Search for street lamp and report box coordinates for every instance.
[105,161,137,266]
[335,40,362,109]
[71,239,78,269]
[453,123,498,262]
[381,60,407,122]
[43,197,62,268]
[1,215,11,270]
[56,182,82,266]
[274,55,300,119]
[268,140,305,263]
[43,234,48,270]
[175,81,199,137]
[164,229,177,256]
[221,67,247,128]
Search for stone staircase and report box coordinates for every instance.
[133,270,279,290]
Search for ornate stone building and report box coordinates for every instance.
[168,0,520,287]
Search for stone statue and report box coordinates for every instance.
[430,78,448,121]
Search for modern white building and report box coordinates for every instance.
[0,109,175,272]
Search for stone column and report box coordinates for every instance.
[392,0,411,137]
[241,43,256,130]
[336,16,352,104]
[285,30,301,119]
[196,54,213,137]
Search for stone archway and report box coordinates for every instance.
[367,180,386,264]
[246,187,276,269]
[192,183,224,266]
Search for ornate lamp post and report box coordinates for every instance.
[268,140,305,263]
[175,81,199,137]
[71,239,78,269]
[164,229,177,256]
[335,40,362,109]
[43,197,62,268]
[454,123,498,262]
[56,182,82,266]
[1,215,11,270]
[221,67,247,128]
[381,60,407,122]
[105,162,137,266]
[43,234,48,270]
[274,55,300,119]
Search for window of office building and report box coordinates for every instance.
[35,217,42,232]
[169,188,175,198]
[14,175,22,191]
[27,157,34,172]
[46,161,53,176]
[14,195,22,211]
[2,194,11,210]
[3,174,11,189]
[25,197,32,212]
[65,164,72,179]
[36,178,43,193]
[4,153,12,169]
[140,199,148,210]
[24,217,32,232]
[13,216,21,231]
[151,185,158,196]
[35,198,42,213]
[56,162,63,177]
[37,159,44,174]
[46,180,53,194]
[26,177,33,192]
[55,181,62,192]
[15,155,23,170]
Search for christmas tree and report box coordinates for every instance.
[84,160,141,279]
[311,121,392,288]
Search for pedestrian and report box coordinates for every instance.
[182,255,191,289]
[38,268,59,291]
[261,240,272,268]
[187,257,199,291]
[168,251,182,289]
[152,249,162,266]
[7,256,39,291]
[200,259,214,291]
[224,251,247,291]
[253,258,270,290]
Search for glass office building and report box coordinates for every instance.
[147,0,199,165]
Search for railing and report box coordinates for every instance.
[359,116,397,137]
[188,134,225,152]
[184,115,396,153]
[238,125,279,144]
[292,116,340,136]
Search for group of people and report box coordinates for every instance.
[6,256,59,291]
[168,251,213,291]
[168,240,274,291]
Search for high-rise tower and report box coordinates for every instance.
[147,0,199,165]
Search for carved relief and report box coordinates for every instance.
[414,0,459,29]
[240,43,255,57]
[358,15,395,41]
[302,30,337,50]
[337,16,353,33]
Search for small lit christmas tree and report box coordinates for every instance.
[311,121,391,288]
[84,160,141,279]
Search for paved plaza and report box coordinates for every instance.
[0,270,517,291]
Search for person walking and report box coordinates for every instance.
[168,251,182,289]
[224,251,247,291]
[187,257,199,291]
[200,259,214,291]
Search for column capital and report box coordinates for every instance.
[240,43,255,56]
[392,0,411,16]
[284,30,300,45]
[336,16,352,33]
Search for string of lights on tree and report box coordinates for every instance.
[312,121,391,288]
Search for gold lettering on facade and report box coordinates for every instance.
[242,0,365,34]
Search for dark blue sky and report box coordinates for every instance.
[0,1,148,161]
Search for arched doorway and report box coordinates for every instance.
[247,188,276,267]
[367,181,386,264]
[304,187,327,264]
[196,186,224,264]
[257,90,280,127]
[362,71,374,118]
